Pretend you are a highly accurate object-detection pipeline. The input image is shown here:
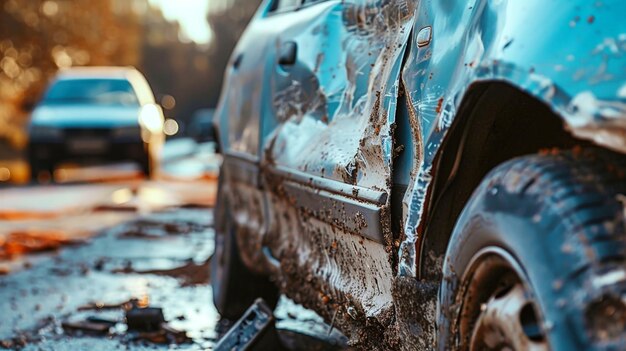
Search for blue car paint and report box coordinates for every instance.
[215,0,626,347]
[399,0,626,277]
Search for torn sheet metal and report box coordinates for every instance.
[266,0,415,191]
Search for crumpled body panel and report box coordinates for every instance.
[268,1,415,190]
[215,0,626,347]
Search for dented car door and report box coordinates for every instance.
[261,0,417,325]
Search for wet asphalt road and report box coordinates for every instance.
[0,208,218,350]
[0,140,347,350]
[0,208,347,350]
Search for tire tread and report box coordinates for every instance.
[493,148,626,282]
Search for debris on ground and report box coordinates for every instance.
[0,163,217,270]
[126,306,191,344]
[69,299,192,345]
[61,320,111,335]
[0,211,134,270]
[85,316,118,326]
[126,306,165,331]
[113,259,211,286]
[117,218,210,239]
[78,298,141,312]
[215,299,285,351]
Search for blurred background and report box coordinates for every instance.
[0,0,262,184]
[0,4,350,349]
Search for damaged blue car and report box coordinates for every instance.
[212,0,626,349]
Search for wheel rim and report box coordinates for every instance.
[457,247,549,351]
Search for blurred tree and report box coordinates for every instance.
[205,0,263,106]
[0,0,263,150]
[139,5,211,130]
[0,0,141,150]
[140,0,262,134]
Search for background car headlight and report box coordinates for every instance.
[29,126,63,139]
[138,104,163,134]
[112,126,141,139]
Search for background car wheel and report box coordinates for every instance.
[211,197,279,320]
[29,157,54,183]
[140,152,153,179]
[439,148,626,351]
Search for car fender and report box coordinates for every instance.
[398,0,626,276]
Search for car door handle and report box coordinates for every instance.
[278,41,297,66]
[233,53,243,69]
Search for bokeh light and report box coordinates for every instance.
[163,118,179,136]
[161,94,176,110]
[0,167,10,181]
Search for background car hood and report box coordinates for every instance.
[30,104,141,128]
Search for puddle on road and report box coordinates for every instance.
[0,208,219,350]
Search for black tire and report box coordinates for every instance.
[439,148,626,351]
[28,153,54,183]
[211,196,279,320]
[30,164,42,183]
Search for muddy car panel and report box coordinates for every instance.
[263,0,419,334]
[215,0,626,345]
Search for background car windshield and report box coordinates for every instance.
[43,79,139,106]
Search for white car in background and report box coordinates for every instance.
[28,67,164,182]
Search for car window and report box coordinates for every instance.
[269,0,301,13]
[43,79,139,106]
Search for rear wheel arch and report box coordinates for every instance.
[418,81,591,279]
